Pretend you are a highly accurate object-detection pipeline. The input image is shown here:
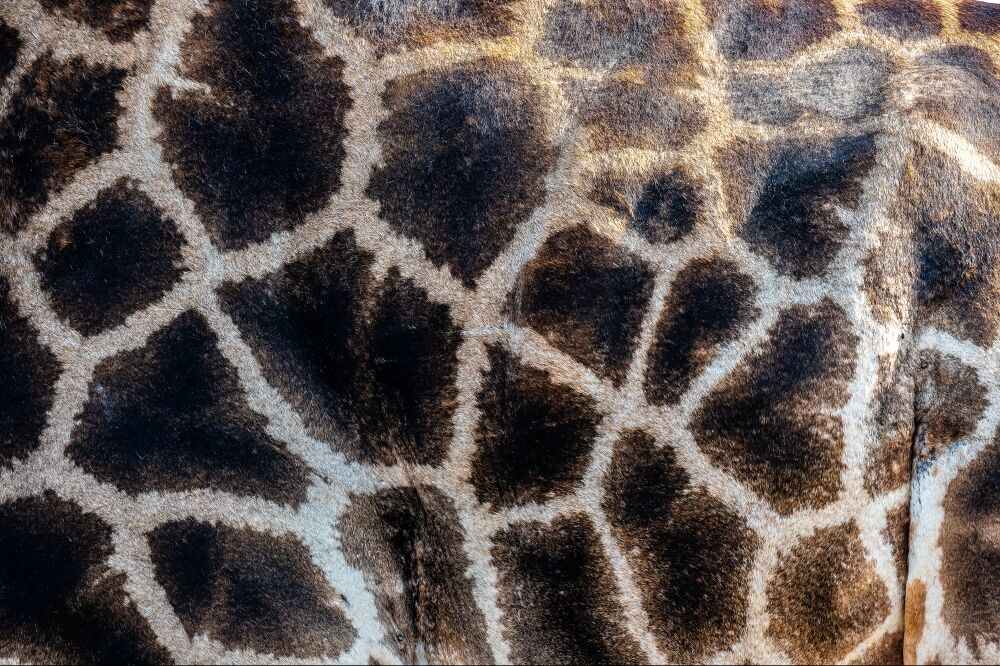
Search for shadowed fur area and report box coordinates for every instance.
[4,0,1000,663]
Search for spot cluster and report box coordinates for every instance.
[6,0,995,662]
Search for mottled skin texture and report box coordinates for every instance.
[1,0,999,664]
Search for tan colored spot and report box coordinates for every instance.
[903,578,926,664]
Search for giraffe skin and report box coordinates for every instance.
[0,0,998,663]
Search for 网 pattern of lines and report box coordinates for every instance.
[1,0,1000,663]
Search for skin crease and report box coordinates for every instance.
[0,0,999,664]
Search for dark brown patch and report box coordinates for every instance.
[863,353,915,495]
[939,432,1000,649]
[511,224,655,384]
[604,431,758,660]
[859,0,941,39]
[219,231,461,466]
[541,0,693,71]
[149,519,355,658]
[0,20,20,84]
[767,522,891,663]
[67,310,312,505]
[589,167,704,245]
[959,0,1000,33]
[727,47,894,127]
[0,55,125,232]
[325,0,517,54]
[0,492,169,663]
[339,486,492,664]
[154,0,351,249]
[368,58,556,287]
[35,178,186,335]
[692,299,857,514]
[492,515,644,664]
[470,345,601,508]
[39,0,153,42]
[0,276,60,468]
[644,257,758,406]
[741,134,877,279]
[630,169,702,244]
[706,0,840,61]
[914,349,988,464]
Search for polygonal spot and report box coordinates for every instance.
[727,47,895,127]
[325,0,517,54]
[644,257,758,406]
[492,515,644,664]
[35,178,186,336]
[39,0,153,42]
[742,134,877,279]
[631,170,702,244]
[148,519,356,658]
[706,0,840,61]
[767,522,890,664]
[0,55,125,232]
[579,78,706,150]
[67,310,312,505]
[0,276,60,468]
[604,430,757,661]
[219,231,461,466]
[511,224,655,384]
[540,0,692,70]
[0,492,169,663]
[859,0,941,39]
[692,298,857,514]
[914,349,988,463]
[470,345,601,508]
[940,432,1000,649]
[153,0,352,249]
[368,58,557,286]
[339,486,492,664]
[589,167,704,246]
